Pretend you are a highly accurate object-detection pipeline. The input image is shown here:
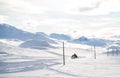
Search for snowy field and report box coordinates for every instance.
[0,41,120,78]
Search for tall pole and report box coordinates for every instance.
[63,42,65,65]
[94,45,96,59]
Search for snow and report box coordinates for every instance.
[20,39,56,50]
[0,40,120,78]
[72,37,109,47]
[0,39,23,46]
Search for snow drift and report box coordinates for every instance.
[20,39,55,49]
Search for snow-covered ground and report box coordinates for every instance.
[0,41,120,78]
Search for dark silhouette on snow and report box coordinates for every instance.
[71,53,78,59]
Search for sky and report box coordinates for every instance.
[0,0,120,39]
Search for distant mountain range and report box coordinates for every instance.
[50,33,72,41]
[72,36,109,46]
[0,23,118,48]
[0,23,56,49]
[0,23,34,41]
[0,23,55,42]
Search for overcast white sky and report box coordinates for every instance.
[0,0,120,39]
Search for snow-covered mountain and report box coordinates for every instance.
[19,32,57,49]
[34,32,57,44]
[73,36,88,42]
[0,23,34,41]
[0,23,56,42]
[49,34,110,47]
[0,23,119,49]
[20,39,55,49]
[0,23,57,49]
[72,36,109,47]
[50,33,72,41]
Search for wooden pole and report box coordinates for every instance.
[94,45,96,59]
[63,42,65,65]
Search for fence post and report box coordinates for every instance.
[94,45,96,59]
[63,42,65,65]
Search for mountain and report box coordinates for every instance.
[34,32,57,44]
[20,39,55,49]
[36,32,48,36]
[0,23,57,49]
[0,23,34,41]
[0,23,115,48]
[86,38,108,46]
[72,36,108,47]
[73,36,88,42]
[0,23,56,42]
[49,33,109,47]
[20,32,57,49]
[50,33,72,41]
[72,36,89,44]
